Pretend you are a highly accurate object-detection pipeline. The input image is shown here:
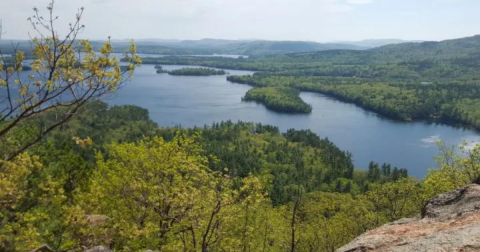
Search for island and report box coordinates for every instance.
[168,67,227,76]
[155,65,168,74]
[243,86,312,113]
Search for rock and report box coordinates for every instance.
[473,176,480,185]
[84,246,112,252]
[337,184,480,252]
[30,244,53,252]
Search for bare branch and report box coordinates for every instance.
[0,0,141,160]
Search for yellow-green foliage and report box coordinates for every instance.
[423,142,480,199]
[78,135,265,251]
[1,134,479,251]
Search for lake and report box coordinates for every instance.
[104,64,480,179]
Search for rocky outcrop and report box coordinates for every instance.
[337,184,480,252]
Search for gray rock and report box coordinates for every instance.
[30,244,53,252]
[337,184,480,252]
[422,184,480,220]
[84,246,112,252]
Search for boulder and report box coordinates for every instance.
[337,184,480,252]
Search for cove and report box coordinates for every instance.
[105,64,480,179]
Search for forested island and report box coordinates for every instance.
[143,35,480,128]
[243,86,312,113]
[168,67,227,76]
[154,65,168,73]
[229,75,480,126]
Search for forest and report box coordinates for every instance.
[4,100,476,252]
[242,87,312,113]
[0,80,474,247]
[168,67,227,76]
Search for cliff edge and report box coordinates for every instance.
[337,184,480,252]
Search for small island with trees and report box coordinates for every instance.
[155,65,168,74]
[168,67,227,76]
[243,87,312,113]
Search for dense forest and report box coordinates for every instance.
[168,67,227,76]
[0,83,475,247]
[1,100,476,251]
[145,35,480,129]
[242,87,312,113]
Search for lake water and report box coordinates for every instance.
[105,64,480,179]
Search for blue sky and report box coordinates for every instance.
[0,0,479,42]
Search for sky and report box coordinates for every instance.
[0,0,479,42]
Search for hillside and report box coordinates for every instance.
[116,39,367,56]
[145,35,480,69]
[8,100,478,252]
[9,36,478,58]
[213,40,367,56]
[371,35,480,61]
[337,39,423,48]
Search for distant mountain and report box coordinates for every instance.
[4,35,478,58]
[107,39,368,56]
[0,40,32,54]
[215,41,367,56]
[177,39,253,48]
[112,38,182,44]
[370,35,480,60]
[339,39,423,48]
[261,35,480,65]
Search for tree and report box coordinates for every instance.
[367,178,423,222]
[0,0,141,161]
[79,136,265,251]
[423,141,480,199]
[287,185,304,252]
